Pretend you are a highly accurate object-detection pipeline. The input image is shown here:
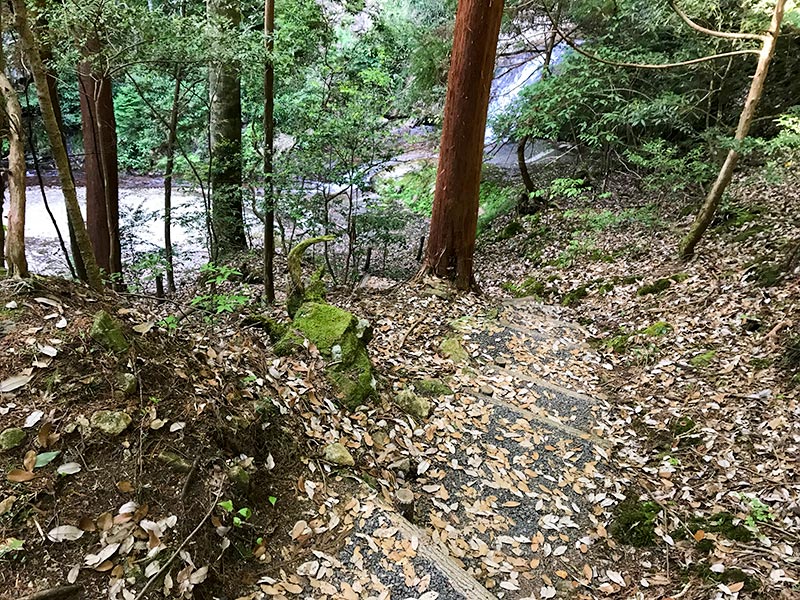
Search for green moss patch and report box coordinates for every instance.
[501,276,551,299]
[281,302,375,410]
[637,278,672,296]
[610,497,661,547]
[561,286,588,307]
[413,379,453,397]
[690,350,716,368]
[643,321,672,336]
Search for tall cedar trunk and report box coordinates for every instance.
[208,0,246,257]
[0,72,28,277]
[164,69,182,294]
[679,0,786,259]
[79,62,121,277]
[421,0,505,290]
[0,36,6,271]
[12,0,103,290]
[263,0,276,302]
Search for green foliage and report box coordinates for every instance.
[625,139,714,193]
[477,183,518,234]
[192,263,249,315]
[377,164,437,216]
[556,234,610,267]
[564,205,660,232]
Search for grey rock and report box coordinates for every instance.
[371,430,389,449]
[394,388,431,420]
[116,373,138,397]
[0,427,26,451]
[323,442,355,467]
[388,458,412,475]
[90,410,132,435]
[90,310,129,353]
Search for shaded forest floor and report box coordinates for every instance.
[0,165,798,600]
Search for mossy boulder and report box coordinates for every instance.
[90,410,132,435]
[439,337,468,363]
[394,388,431,419]
[90,310,129,353]
[323,442,355,466]
[283,302,375,410]
[0,427,26,451]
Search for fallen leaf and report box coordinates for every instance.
[57,462,82,476]
[1,372,34,393]
[47,525,84,542]
[7,470,36,483]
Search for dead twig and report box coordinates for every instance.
[398,313,427,350]
[18,586,82,600]
[180,456,202,503]
[133,485,223,600]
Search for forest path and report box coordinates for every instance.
[264,297,629,600]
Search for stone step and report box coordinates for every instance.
[462,365,609,434]
[409,393,618,598]
[261,490,498,600]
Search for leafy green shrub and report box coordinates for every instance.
[377,164,437,216]
[625,139,714,193]
[564,205,660,231]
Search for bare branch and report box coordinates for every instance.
[669,0,767,42]
[553,25,759,69]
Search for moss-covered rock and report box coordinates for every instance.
[284,302,375,410]
[637,278,672,296]
[439,337,468,363]
[644,321,672,336]
[0,427,26,451]
[90,410,132,435]
[394,388,432,419]
[561,285,588,307]
[115,372,138,397]
[323,442,354,466]
[413,378,453,397]
[90,310,129,353]
[498,220,524,240]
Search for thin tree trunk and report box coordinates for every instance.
[517,135,534,194]
[164,69,182,294]
[679,0,786,259]
[24,83,76,278]
[0,72,28,277]
[420,0,505,290]
[208,0,246,257]
[263,0,275,302]
[35,7,86,282]
[13,0,103,290]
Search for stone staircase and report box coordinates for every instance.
[263,298,626,600]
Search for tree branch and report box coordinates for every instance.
[555,27,759,69]
[669,0,767,42]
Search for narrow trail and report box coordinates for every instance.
[265,297,631,599]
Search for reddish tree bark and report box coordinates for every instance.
[421,0,505,290]
[78,63,121,277]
